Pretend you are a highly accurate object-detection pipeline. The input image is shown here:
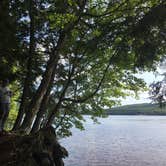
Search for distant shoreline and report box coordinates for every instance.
[107,114,166,116]
[106,103,166,116]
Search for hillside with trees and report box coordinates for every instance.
[107,103,166,115]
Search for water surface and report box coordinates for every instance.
[61,116,166,166]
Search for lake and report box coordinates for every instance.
[61,116,166,166]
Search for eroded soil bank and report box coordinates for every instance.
[0,127,68,166]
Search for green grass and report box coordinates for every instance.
[107,103,166,115]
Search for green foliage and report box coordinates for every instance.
[1,0,165,136]
[5,82,20,130]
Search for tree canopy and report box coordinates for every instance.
[0,0,166,136]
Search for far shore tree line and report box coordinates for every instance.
[0,0,165,136]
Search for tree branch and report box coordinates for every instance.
[62,51,117,103]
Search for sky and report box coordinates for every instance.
[121,71,164,105]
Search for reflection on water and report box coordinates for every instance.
[61,116,166,166]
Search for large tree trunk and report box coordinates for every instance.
[19,1,87,132]
[31,65,57,133]
[0,127,68,166]
[13,0,35,130]
[20,32,65,132]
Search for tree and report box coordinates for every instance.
[0,0,165,135]
[149,61,166,107]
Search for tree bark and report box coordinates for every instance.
[13,0,35,130]
[20,32,65,132]
[31,64,57,133]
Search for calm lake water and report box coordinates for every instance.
[61,116,166,166]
